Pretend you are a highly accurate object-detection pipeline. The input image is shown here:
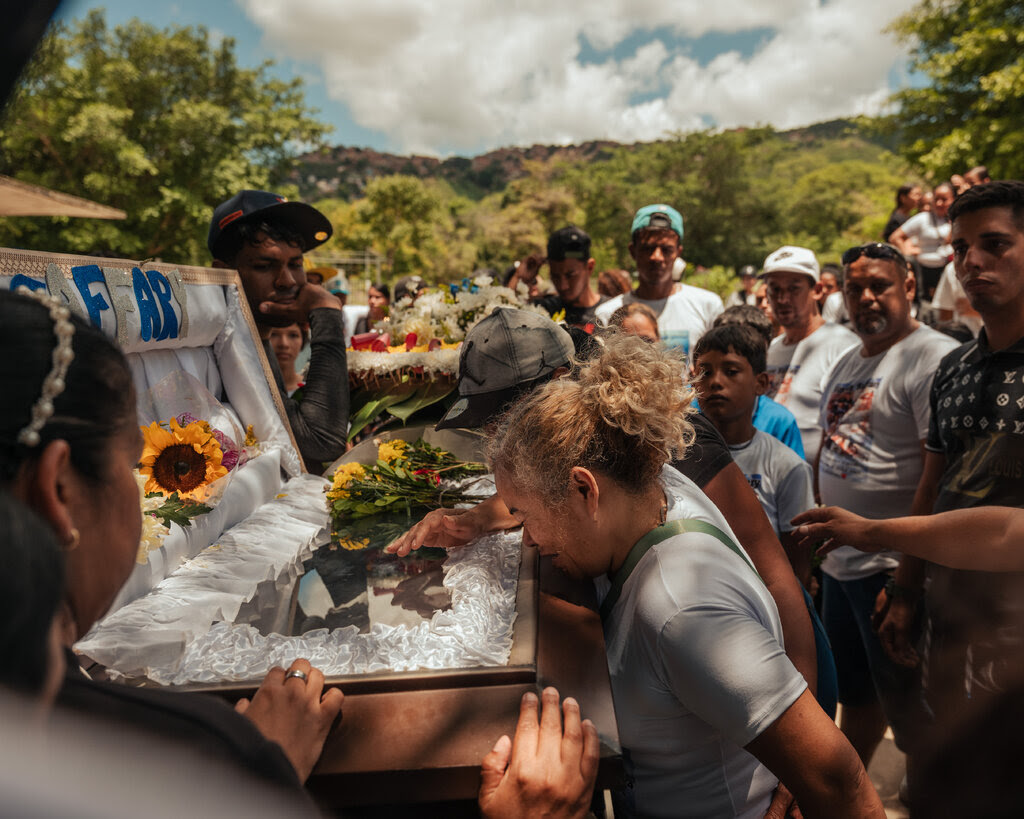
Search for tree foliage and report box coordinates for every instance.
[0,10,328,263]
[886,0,1024,180]
[314,125,912,292]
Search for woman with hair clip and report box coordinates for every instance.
[0,288,342,793]
[488,333,883,818]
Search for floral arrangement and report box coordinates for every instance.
[325,438,488,550]
[134,414,258,563]
[386,275,546,345]
[345,276,548,438]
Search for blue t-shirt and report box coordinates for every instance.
[752,395,804,458]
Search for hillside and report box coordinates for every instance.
[290,140,621,201]
[290,119,879,202]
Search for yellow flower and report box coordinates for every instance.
[327,462,367,500]
[337,536,371,551]
[377,439,408,464]
[244,424,259,446]
[138,418,229,500]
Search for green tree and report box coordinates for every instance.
[886,0,1024,180]
[0,10,328,263]
[357,175,442,277]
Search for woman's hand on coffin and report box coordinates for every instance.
[386,495,523,556]
[479,687,599,819]
[385,500,493,555]
[259,283,340,324]
[234,658,344,783]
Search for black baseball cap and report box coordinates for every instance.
[435,308,575,431]
[208,190,333,261]
[547,226,591,261]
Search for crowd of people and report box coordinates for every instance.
[3,167,1023,819]
[391,179,1024,816]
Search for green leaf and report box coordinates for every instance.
[387,382,457,423]
[346,384,418,441]
[148,491,213,528]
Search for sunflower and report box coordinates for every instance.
[139,418,229,500]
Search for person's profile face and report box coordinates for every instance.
[64,423,144,639]
[233,232,307,327]
[494,468,598,580]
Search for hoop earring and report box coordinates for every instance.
[65,527,80,551]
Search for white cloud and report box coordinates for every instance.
[239,0,918,155]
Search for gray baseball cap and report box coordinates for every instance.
[435,308,575,430]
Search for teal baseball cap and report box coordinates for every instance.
[631,204,683,241]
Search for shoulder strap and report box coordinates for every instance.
[599,518,760,622]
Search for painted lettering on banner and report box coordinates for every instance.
[9,263,189,343]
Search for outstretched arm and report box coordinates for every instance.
[793,505,1024,571]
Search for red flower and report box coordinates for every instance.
[413,468,441,485]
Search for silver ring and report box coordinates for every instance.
[285,669,308,682]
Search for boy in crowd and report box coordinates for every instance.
[693,324,815,588]
[713,305,805,456]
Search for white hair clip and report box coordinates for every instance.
[14,285,76,448]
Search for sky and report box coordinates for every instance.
[55,0,921,158]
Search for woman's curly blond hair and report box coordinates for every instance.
[488,332,695,499]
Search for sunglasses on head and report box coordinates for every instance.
[841,242,908,268]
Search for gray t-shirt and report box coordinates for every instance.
[729,429,814,537]
[599,467,807,818]
[819,325,957,581]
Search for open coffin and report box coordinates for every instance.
[0,248,529,688]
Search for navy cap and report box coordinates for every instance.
[208,190,332,261]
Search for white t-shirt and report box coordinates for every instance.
[932,262,982,336]
[766,323,858,464]
[596,285,724,358]
[599,466,807,819]
[821,291,848,325]
[818,324,959,581]
[729,429,814,536]
[900,211,952,269]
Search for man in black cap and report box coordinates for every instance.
[534,226,606,332]
[209,190,348,473]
